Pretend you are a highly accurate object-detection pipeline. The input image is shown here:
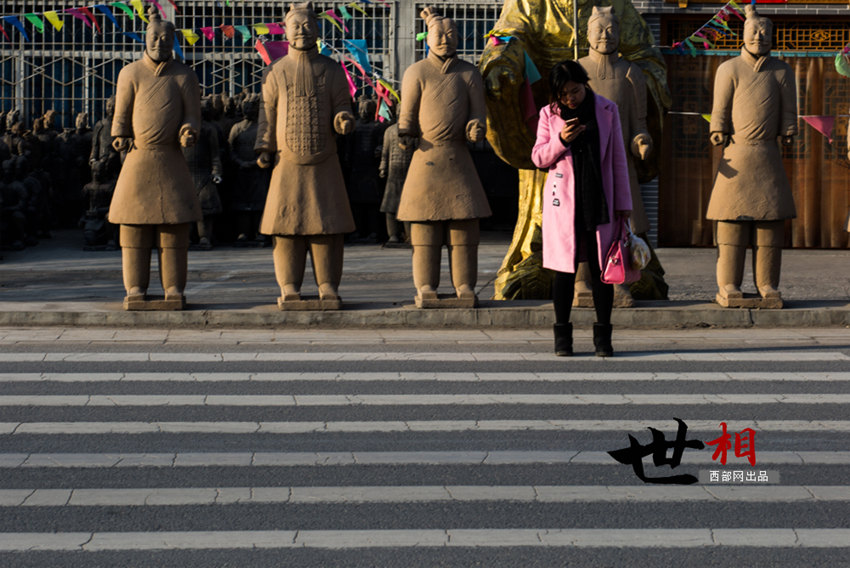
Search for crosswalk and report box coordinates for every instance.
[1,341,849,565]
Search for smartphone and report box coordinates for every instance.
[565,118,580,127]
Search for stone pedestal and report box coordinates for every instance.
[715,292,783,309]
[415,293,478,309]
[123,295,186,311]
[277,297,342,311]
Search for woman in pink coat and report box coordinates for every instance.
[531,60,631,357]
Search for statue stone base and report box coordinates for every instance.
[124,294,186,311]
[716,291,783,309]
[277,297,342,311]
[415,293,478,309]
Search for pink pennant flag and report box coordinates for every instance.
[167,0,180,13]
[66,8,93,29]
[201,26,215,41]
[341,62,357,98]
[801,115,835,143]
[266,23,284,35]
[255,39,288,65]
[80,7,101,33]
[151,0,167,18]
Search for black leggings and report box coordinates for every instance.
[552,232,614,325]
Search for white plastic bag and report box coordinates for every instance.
[627,230,650,270]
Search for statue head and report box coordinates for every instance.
[75,112,89,131]
[145,8,175,63]
[285,2,318,51]
[6,109,20,132]
[200,97,214,121]
[422,7,458,59]
[32,117,44,134]
[105,95,116,119]
[241,96,259,122]
[743,5,772,56]
[358,98,377,122]
[588,6,620,56]
[42,109,57,130]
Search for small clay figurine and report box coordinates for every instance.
[708,5,797,308]
[379,120,414,245]
[107,8,202,309]
[255,1,355,309]
[396,6,492,307]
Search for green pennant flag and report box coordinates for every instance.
[111,2,135,20]
[234,25,251,43]
[339,5,352,20]
[24,14,45,33]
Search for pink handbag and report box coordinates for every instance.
[600,218,642,285]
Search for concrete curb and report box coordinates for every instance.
[0,300,847,329]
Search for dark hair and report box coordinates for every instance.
[548,59,590,111]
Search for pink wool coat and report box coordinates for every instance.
[531,95,632,274]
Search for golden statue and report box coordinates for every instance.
[479,0,671,299]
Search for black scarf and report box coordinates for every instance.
[558,89,609,232]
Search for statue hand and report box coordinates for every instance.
[212,175,222,184]
[484,64,518,99]
[632,133,652,161]
[710,132,729,147]
[112,137,134,153]
[334,111,355,135]
[179,125,198,148]
[398,134,416,150]
[466,119,486,143]
[781,135,794,146]
[256,151,274,169]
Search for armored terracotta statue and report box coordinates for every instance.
[83,95,121,248]
[183,97,223,250]
[397,6,491,307]
[346,98,386,243]
[379,120,415,245]
[479,0,669,300]
[255,2,355,309]
[230,96,269,245]
[708,5,797,308]
[107,8,202,309]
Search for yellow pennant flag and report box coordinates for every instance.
[181,29,200,45]
[254,24,269,35]
[378,79,400,102]
[701,113,711,123]
[44,11,64,31]
[130,0,149,23]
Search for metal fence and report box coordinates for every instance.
[0,0,502,130]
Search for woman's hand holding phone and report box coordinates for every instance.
[560,118,585,144]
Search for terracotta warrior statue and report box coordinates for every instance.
[107,8,202,309]
[255,2,355,308]
[183,97,223,250]
[576,5,667,307]
[397,6,492,307]
[379,118,415,245]
[708,5,797,308]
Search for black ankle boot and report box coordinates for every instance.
[593,323,613,357]
[554,323,573,356]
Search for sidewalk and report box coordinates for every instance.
[0,230,848,329]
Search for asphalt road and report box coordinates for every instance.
[0,327,848,567]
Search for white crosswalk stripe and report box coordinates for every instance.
[1,345,848,560]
